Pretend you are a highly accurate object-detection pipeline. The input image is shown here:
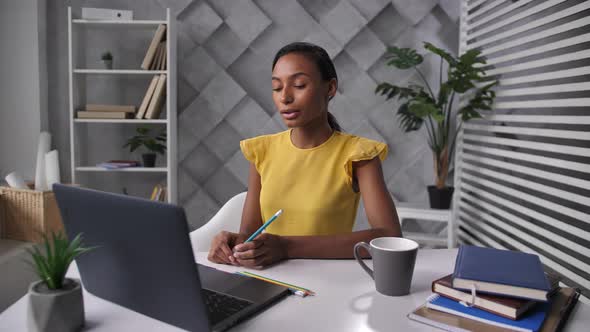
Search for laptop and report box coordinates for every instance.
[53,184,289,332]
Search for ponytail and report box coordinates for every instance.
[327,112,341,132]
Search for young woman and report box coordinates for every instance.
[208,42,402,268]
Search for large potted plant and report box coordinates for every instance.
[376,42,496,209]
[123,126,167,167]
[26,232,96,332]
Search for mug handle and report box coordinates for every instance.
[354,242,374,280]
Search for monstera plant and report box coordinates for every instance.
[375,42,496,208]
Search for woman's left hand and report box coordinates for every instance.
[232,233,287,268]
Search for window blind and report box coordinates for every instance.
[455,0,590,301]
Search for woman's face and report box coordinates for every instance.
[271,53,336,128]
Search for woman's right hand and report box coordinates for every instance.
[207,231,247,265]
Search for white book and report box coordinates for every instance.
[81,8,133,20]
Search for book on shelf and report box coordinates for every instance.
[150,184,167,202]
[408,288,579,332]
[85,104,136,113]
[145,74,166,119]
[150,42,163,70]
[136,75,160,119]
[161,41,167,70]
[453,245,551,301]
[141,24,166,70]
[77,111,131,119]
[150,185,159,200]
[433,274,559,320]
[158,42,165,69]
[97,160,140,169]
[154,41,167,70]
[425,294,550,332]
[108,160,140,165]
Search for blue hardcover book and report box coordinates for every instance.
[426,294,549,332]
[453,245,550,301]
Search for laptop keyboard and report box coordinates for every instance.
[202,288,253,326]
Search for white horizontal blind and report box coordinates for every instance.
[456,0,590,299]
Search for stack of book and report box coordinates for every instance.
[77,104,136,119]
[148,40,167,70]
[150,183,166,202]
[136,73,166,119]
[409,245,580,332]
[141,24,166,70]
[96,160,140,169]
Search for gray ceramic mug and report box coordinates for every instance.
[354,237,418,296]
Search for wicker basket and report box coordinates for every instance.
[0,186,64,243]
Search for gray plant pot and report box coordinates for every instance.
[27,278,84,332]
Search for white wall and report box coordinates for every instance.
[0,0,47,181]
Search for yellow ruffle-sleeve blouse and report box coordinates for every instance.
[240,129,388,236]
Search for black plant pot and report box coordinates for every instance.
[427,186,454,209]
[142,153,156,168]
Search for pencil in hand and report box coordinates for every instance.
[244,209,283,243]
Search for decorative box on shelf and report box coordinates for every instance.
[0,186,64,243]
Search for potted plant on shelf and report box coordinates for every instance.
[101,51,113,69]
[26,232,96,332]
[123,126,166,167]
[375,42,496,209]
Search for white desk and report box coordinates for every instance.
[1,249,588,331]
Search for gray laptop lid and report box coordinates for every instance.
[53,184,212,331]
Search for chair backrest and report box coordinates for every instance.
[191,192,413,250]
[190,192,247,252]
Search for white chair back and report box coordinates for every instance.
[189,192,247,252]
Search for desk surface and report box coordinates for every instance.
[1,249,588,332]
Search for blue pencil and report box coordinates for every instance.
[244,209,283,243]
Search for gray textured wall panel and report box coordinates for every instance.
[48,0,459,230]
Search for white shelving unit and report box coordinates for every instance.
[67,7,177,203]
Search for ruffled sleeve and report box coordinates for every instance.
[344,137,388,181]
[240,135,268,173]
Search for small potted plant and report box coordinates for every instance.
[375,42,496,209]
[123,126,166,167]
[26,232,96,332]
[101,51,113,69]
